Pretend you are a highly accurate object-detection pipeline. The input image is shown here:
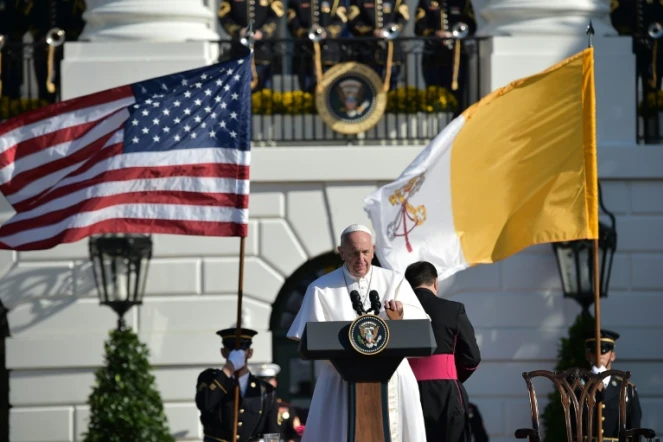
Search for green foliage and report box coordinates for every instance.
[540,310,595,442]
[84,327,175,442]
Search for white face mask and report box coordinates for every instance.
[591,365,607,374]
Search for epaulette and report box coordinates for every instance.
[613,375,623,381]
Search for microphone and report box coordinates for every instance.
[369,290,381,315]
[350,290,364,315]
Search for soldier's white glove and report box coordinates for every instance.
[227,349,246,370]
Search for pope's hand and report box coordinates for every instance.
[227,349,246,371]
[384,300,404,320]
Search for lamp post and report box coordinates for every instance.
[88,234,153,330]
[551,184,617,312]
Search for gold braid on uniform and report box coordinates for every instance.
[314,41,324,93]
[452,39,461,91]
[383,41,394,92]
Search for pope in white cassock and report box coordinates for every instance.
[286,224,429,442]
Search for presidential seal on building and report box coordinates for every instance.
[315,62,387,135]
[348,314,390,355]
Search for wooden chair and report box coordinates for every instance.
[514,367,657,442]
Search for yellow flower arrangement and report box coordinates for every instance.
[420,86,459,114]
[639,89,663,117]
[251,89,283,115]
[0,97,50,121]
[250,87,458,115]
[386,86,422,114]
[280,90,316,115]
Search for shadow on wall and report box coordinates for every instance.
[0,262,77,335]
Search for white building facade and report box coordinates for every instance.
[1,0,662,441]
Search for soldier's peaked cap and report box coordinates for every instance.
[216,327,258,348]
[584,329,620,344]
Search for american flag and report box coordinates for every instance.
[0,54,253,251]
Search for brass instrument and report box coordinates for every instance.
[649,22,663,39]
[308,0,327,41]
[309,0,326,92]
[46,28,66,47]
[45,28,66,94]
[438,1,466,91]
[375,0,398,91]
[240,0,259,90]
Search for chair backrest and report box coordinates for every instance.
[521,367,631,442]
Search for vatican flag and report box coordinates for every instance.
[364,47,599,280]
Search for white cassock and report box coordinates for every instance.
[286,264,429,442]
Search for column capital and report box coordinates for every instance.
[80,0,219,42]
[477,0,617,37]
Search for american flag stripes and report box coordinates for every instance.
[0,54,253,251]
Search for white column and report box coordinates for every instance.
[80,0,219,41]
[478,0,616,37]
[61,0,220,100]
[474,0,638,147]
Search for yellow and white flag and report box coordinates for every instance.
[364,48,599,279]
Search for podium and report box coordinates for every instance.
[299,316,436,442]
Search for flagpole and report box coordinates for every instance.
[586,19,603,442]
[232,236,247,442]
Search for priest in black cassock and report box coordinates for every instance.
[405,261,482,442]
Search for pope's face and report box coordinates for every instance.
[337,231,374,278]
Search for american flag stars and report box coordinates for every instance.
[123,58,250,154]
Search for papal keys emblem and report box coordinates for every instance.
[348,314,390,356]
[387,173,427,252]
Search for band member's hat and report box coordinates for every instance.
[253,363,281,379]
[216,327,258,350]
[584,329,620,354]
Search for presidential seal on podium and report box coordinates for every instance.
[348,314,390,356]
[315,62,387,135]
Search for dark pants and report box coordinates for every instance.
[254,63,273,91]
[422,49,470,115]
[418,379,472,442]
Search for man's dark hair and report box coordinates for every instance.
[404,261,438,288]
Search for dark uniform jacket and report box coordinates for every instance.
[610,0,663,90]
[409,287,482,442]
[414,0,476,57]
[196,368,281,442]
[287,0,347,64]
[347,0,410,65]
[217,0,284,64]
[0,0,32,98]
[592,375,642,438]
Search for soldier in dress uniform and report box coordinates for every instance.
[28,0,86,102]
[610,0,663,109]
[217,0,284,90]
[253,363,302,442]
[414,0,476,109]
[347,0,410,90]
[404,261,482,442]
[195,328,281,442]
[0,0,31,99]
[583,329,642,440]
[286,0,347,93]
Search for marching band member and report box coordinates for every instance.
[347,0,410,91]
[218,0,284,90]
[414,0,476,109]
[287,0,347,93]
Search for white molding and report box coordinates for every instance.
[249,145,663,182]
